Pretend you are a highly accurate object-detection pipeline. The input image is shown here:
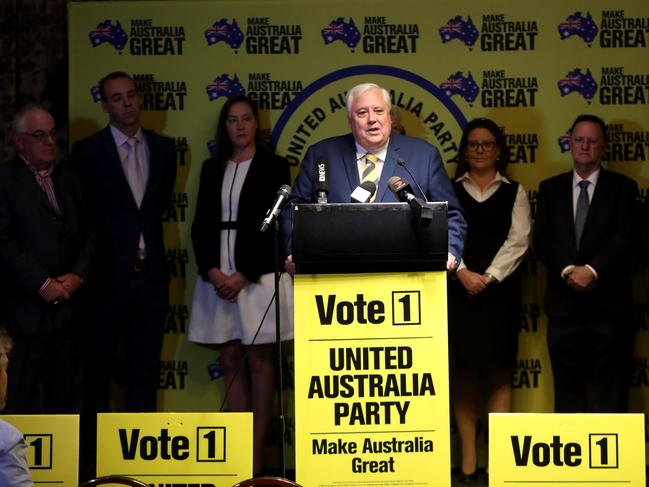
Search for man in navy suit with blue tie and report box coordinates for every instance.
[534,114,638,412]
[285,82,466,270]
[71,72,176,412]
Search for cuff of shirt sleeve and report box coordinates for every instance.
[38,277,52,297]
[585,264,598,280]
[560,265,575,279]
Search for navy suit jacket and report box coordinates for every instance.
[534,168,639,320]
[0,158,96,336]
[70,126,176,287]
[284,133,466,261]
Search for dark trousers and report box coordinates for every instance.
[547,314,627,413]
[6,310,82,414]
[95,269,169,412]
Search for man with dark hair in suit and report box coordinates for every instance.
[284,82,466,270]
[0,105,95,414]
[534,114,639,413]
[70,71,176,412]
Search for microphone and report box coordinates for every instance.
[260,184,291,232]
[350,180,377,203]
[387,176,432,224]
[315,157,328,204]
[397,158,428,202]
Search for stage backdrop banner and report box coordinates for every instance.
[2,415,79,486]
[97,412,253,485]
[69,0,649,467]
[293,272,450,486]
[489,413,646,486]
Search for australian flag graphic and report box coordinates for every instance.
[321,17,361,48]
[88,20,128,51]
[441,72,480,104]
[205,19,244,49]
[206,74,245,101]
[90,85,102,103]
[558,12,598,44]
[438,16,479,47]
[558,130,572,153]
[558,68,598,101]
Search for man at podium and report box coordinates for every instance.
[283,82,465,271]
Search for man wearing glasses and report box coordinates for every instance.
[534,114,639,413]
[0,105,96,413]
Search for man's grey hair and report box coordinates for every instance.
[345,83,391,117]
[12,104,50,134]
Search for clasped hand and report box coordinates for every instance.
[208,268,248,301]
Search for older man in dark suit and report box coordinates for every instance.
[0,105,95,413]
[70,71,176,412]
[534,114,639,413]
[284,82,466,269]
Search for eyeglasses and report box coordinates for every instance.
[467,140,497,152]
[22,129,57,142]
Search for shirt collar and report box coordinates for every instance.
[19,154,54,177]
[355,140,389,162]
[110,124,143,146]
[455,171,510,186]
[572,167,600,187]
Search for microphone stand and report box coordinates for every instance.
[272,218,286,478]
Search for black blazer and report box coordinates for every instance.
[534,169,639,319]
[0,158,96,336]
[70,126,176,286]
[192,148,290,283]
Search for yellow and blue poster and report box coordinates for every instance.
[293,272,449,486]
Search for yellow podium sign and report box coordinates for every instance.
[2,414,79,486]
[294,272,450,486]
[490,413,646,486]
[97,412,252,485]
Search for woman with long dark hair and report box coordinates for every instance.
[188,95,293,474]
[449,118,531,483]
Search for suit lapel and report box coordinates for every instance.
[583,168,608,237]
[375,138,400,202]
[342,135,359,195]
[142,130,162,207]
[13,159,59,216]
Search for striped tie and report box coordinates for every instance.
[362,153,379,201]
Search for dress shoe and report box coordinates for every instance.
[459,471,479,484]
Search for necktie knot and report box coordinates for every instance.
[578,180,589,191]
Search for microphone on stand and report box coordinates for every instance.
[260,184,291,232]
[397,158,428,202]
[315,157,328,204]
[350,181,377,203]
[387,176,432,224]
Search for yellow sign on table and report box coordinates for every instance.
[2,415,79,486]
[97,412,252,486]
[490,413,646,486]
[294,272,450,486]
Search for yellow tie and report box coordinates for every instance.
[361,153,379,201]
